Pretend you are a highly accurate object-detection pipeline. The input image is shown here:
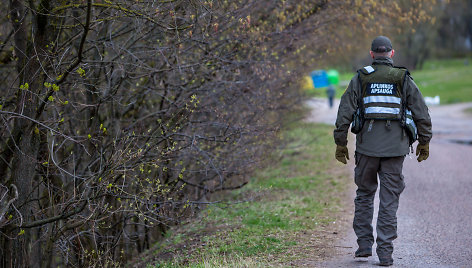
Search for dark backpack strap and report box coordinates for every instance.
[356,71,364,114]
[355,71,365,142]
[399,68,410,125]
[399,68,412,145]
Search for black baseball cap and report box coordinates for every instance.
[371,36,392,52]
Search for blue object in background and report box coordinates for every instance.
[310,70,329,88]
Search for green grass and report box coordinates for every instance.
[146,121,349,267]
[411,58,472,104]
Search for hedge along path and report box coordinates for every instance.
[138,101,355,267]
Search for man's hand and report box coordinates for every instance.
[416,143,429,162]
[335,145,349,164]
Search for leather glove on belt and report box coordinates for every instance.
[416,143,429,162]
[335,145,349,164]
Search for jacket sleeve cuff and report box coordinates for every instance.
[418,136,431,146]
[335,140,348,146]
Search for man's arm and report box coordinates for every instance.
[405,76,432,145]
[333,75,359,146]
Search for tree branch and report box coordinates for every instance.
[35,0,92,119]
[0,184,18,224]
[21,197,87,228]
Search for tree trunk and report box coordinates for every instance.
[2,1,49,267]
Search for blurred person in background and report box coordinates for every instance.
[326,84,336,108]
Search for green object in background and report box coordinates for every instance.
[327,69,340,85]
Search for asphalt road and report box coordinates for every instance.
[306,98,472,267]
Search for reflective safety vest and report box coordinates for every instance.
[358,64,407,121]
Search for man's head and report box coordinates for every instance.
[370,36,394,59]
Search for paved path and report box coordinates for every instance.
[306,98,472,267]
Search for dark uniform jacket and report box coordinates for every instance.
[333,57,433,157]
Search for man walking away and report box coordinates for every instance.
[333,36,432,266]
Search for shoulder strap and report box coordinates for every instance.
[399,67,410,125]
[400,68,410,106]
[355,71,364,114]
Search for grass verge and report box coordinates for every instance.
[139,120,351,267]
[411,58,472,104]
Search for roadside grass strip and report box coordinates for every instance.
[412,58,472,104]
[146,121,350,267]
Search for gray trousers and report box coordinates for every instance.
[353,152,405,258]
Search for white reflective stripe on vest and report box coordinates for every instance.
[365,107,401,115]
[363,96,401,104]
[406,117,416,126]
[406,109,412,116]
